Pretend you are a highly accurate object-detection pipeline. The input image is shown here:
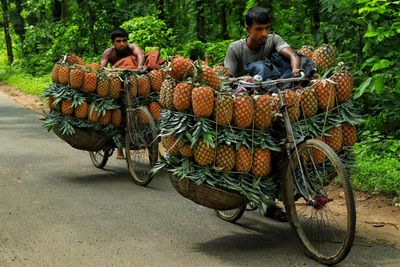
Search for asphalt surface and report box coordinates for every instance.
[1,91,399,266]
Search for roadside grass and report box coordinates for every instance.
[0,55,50,96]
[0,34,50,96]
[351,134,400,196]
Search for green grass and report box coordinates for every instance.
[0,33,50,96]
[351,136,400,196]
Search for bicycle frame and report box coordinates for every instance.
[235,73,312,203]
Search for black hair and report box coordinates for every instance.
[110,28,128,41]
[245,7,270,27]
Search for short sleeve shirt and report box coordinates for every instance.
[224,33,290,77]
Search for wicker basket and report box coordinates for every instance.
[169,174,246,210]
[53,127,112,152]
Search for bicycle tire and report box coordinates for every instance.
[125,106,159,186]
[283,139,356,265]
[89,149,111,169]
[215,204,246,223]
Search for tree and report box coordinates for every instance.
[1,0,13,64]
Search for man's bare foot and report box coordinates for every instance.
[116,148,125,159]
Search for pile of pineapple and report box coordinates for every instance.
[157,45,362,206]
[42,54,166,149]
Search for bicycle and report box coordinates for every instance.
[89,68,159,186]
[216,73,356,265]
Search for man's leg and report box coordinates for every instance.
[116,148,125,159]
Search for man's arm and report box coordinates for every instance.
[279,47,301,77]
[130,44,145,71]
[100,48,111,68]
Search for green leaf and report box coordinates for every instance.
[371,59,394,71]
[354,77,372,98]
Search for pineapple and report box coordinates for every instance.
[170,55,194,80]
[109,76,121,99]
[58,65,70,85]
[148,101,162,121]
[213,65,229,78]
[331,63,353,103]
[298,45,315,58]
[138,110,149,125]
[215,144,235,172]
[149,69,164,91]
[82,71,97,93]
[74,101,88,119]
[251,148,271,177]
[173,82,193,111]
[235,146,252,173]
[65,54,84,65]
[161,135,181,156]
[233,95,254,128]
[194,141,215,166]
[312,136,327,164]
[299,87,318,118]
[311,44,336,70]
[137,75,151,97]
[88,108,99,122]
[284,90,301,122]
[51,64,60,83]
[214,94,233,126]
[342,123,357,146]
[61,99,73,115]
[69,67,84,89]
[196,62,221,90]
[159,78,175,110]
[128,76,138,97]
[96,73,110,97]
[179,141,194,158]
[111,109,122,127]
[254,94,273,129]
[325,125,343,152]
[192,86,214,117]
[98,110,112,125]
[313,79,336,111]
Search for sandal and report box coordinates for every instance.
[264,205,288,222]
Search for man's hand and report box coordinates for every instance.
[242,75,253,82]
[137,65,147,73]
[292,68,301,77]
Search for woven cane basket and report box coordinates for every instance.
[53,127,111,152]
[169,174,246,210]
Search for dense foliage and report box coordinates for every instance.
[1,0,399,195]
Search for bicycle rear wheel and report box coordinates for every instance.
[89,148,112,168]
[215,204,246,223]
[283,139,355,265]
[125,106,159,186]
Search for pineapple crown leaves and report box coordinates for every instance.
[191,117,216,148]
[252,131,283,152]
[90,97,119,116]
[159,109,194,137]
[42,83,64,98]
[43,109,123,143]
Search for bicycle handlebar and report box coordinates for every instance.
[235,71,308,89]
[102,67,140,72]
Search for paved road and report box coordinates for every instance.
[1,91,399,266]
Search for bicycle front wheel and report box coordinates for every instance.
[283,139,355,265]
[125,106,159,186]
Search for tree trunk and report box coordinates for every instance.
[12,0,25,42]
[1,0,14,64]
[220,4,229,40]
[196,0,205,42]
[157,0,164,20]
